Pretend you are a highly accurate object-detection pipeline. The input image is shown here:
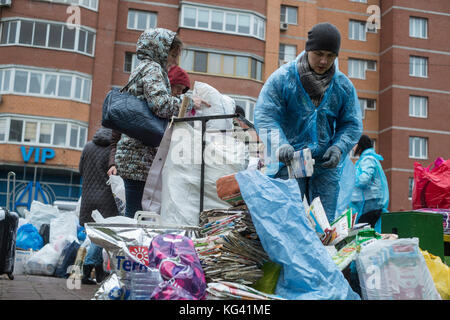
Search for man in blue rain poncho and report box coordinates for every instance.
[350,135,389,232]
[254,22,363,222]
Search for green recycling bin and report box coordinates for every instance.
[381,211,444,260]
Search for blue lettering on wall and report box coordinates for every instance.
[20,146,55,164]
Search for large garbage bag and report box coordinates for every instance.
[335,155,355,221]
[413,158,450,210]
[421,250,450,300]
[235,169,360,300]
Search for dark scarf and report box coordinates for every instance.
[298,53,335,107]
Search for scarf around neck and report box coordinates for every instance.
[297,53,335,107]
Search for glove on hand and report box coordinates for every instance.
[277,144,295,164]
[322,145,341,168]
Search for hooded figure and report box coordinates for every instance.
[114,28,196,218]
[254,23,362,222]
[350,135,389,232]
[79,127,119,225]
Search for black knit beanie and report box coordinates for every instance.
[305,22,341,55]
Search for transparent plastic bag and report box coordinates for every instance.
[356,238,441,300]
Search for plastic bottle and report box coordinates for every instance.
[129,269,162,300]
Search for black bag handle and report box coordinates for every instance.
[119,68,144,93]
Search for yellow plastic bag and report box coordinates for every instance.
[421,250,450,300]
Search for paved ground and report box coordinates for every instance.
[0,274,100,300]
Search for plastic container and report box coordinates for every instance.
[129,269,162,300]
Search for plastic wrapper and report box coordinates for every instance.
[287,148,314,179]
[85,222,200,300]
[356,238,441,300]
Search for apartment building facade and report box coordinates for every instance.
[0,0,266,213]
[0,0,448,213]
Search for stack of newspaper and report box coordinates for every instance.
[194,208,269,285]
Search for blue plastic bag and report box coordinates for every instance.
[235,170,360,300]
[335,155,355,221]
[77,225,86,242]
[16,223,44,251]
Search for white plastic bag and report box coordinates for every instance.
[25,201,59,230]
[191,81,235,131]
[49,212,79,244]
[91,209,136,224]
[24,239,69,276]
[160,122,246,226]
[107,175,126,203]
[356,238,441,300]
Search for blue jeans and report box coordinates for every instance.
[123,179,146,219]
[85,243,103,267]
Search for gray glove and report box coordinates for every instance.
[277,144,295,164]
[322,145,341,168]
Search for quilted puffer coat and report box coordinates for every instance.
[115,28,193,182]
[79,127,119,225]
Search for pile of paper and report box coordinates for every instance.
[206,281,284,300]
[194,208,269,285]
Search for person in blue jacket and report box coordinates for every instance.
[351,135,389,232]
[254,22,362,222]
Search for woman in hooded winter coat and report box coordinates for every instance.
[350,135,389,232]
[114,28,208,218]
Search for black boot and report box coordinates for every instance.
[94,265,107,284]
[81,265,97,285]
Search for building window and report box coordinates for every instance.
[0,66,92,103]
[409,136,428,159]
[279,44,297,65]
[348,58,376,79]
[408,177,414,200]
[127,10,157,31]
[1,116,87,149]
[124,52,139,73]
[32,0,98,11]
[180,4,265,40]
[350,0,367,3]
[230,96,257,123]
[409,17,427,39]
[280,6,297,25]
[358,98,376,119]
[409,96,428,118]
[349,20,367,41]
[0,19,96,56]
[410,56,428,77]
[180,49,263,81]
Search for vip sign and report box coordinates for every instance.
[20,146,55,164]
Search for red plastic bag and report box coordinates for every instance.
[413,158,450,210]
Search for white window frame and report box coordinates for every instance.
[350,0,367,3]
[0,66,92,103]
[180,4,265,40]
[127,9,157,31]
[409,95,428,118]
[280,5,298,25]
[0,17,96,57]
[409,136,428,159]
[279,44,297,65]
[358,98,377,119]
[229,95,257,123]
[349,20,367,41]
[409,56,428,78]
[348,58,376,80]
[124,52,139,73]
[408,177,414,200]
[34,0,98,11]
[180,49,263,81]
[0,115,88,150]
[409,16,428,39]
